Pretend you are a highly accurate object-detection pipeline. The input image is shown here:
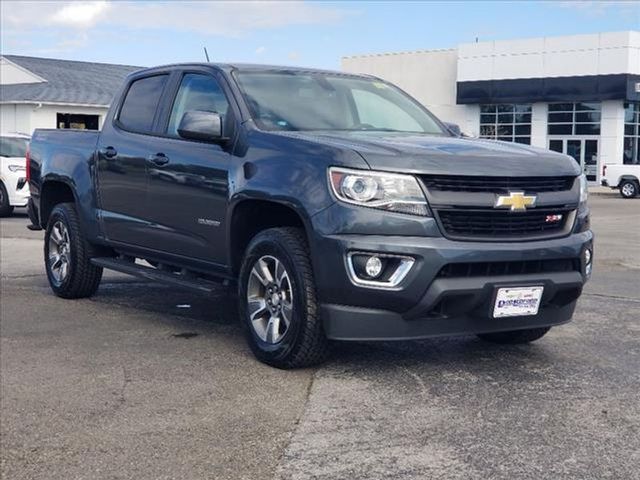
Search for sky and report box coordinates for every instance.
[1,1,639,69]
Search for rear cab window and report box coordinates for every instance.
[117,74,169,134]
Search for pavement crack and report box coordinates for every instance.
[583,292,640,303]
[272,368,318,480]
[398,365,429,397]
[118,365,132,406]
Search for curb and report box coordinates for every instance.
[588,188,617,197]
[590,192,617,197]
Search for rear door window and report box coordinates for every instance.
[118,74,169,134]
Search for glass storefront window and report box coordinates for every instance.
[479,104,531,144]
[623,102,640,165]
[547,102,601,135]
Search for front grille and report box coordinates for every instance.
[437,258,580,278]
[422,175,574,193]
[437,208,572,239]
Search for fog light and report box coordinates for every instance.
[584,247,593,278]
[346,252,415,288]
[365,256,383,278]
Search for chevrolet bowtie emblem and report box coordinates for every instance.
[495,191,537,211]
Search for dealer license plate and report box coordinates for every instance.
[493,286,544,318]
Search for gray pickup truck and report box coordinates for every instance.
[28,63,593,368]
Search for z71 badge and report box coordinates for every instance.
[197,218,221,227]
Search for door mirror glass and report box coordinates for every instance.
[177,110,223,142]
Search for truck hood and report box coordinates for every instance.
[274,131,581,177]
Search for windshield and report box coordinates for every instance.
[0,137,29,158]
[234,71,445,135]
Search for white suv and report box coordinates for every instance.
[0,133,30,217]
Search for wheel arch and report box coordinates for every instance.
[40,180,77,228]
[619,175,639,186]
[228,198,313,276]
[619,175,639,198]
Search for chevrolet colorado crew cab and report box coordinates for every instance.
[28,63,593,368]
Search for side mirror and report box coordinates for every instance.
[177,110,223,142]
[443,122,462,137]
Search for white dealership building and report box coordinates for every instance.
[343,31,640,183]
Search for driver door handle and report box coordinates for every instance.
[100,146,117,158]
[148,153,170,166]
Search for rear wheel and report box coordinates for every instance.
[477,327,551,345]
[238,227,329,369]
[0,182,14,217]
[44,203,103,298]
[619,180,638,199]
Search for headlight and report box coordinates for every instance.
[8,165,26,173]
[579,174,588,209]
[329,167,430,216]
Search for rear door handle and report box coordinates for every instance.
[148,153,170,166]
[100,146,117,158]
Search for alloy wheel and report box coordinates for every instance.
[246,255,294,344]
[48,220,71,284]
[622,183,635,197]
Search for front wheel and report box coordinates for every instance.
[238,227,329,369]
[0,182,14,217]
[477,327,551,345]
[619,180,638,199]
[44,203,103,298]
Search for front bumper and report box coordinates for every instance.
[310,223,593,341]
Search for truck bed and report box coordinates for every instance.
[29,128,101,230]
[30,128,100,166]
[29,128,100,185]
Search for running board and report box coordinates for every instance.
[90,257,224,293]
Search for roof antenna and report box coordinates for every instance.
[203,47,210,62]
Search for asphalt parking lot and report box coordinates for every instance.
[1,194,639,480]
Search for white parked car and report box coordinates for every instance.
[601,164,640,199]
[0,132,30,216]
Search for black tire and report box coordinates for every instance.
[619,180,638,199]
[44,203,103,299]
[238,227,329,369]
[477,327,551,345]
[0,182,14,217]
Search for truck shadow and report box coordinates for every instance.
[93,277,556,372]
[94,277,239,327]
